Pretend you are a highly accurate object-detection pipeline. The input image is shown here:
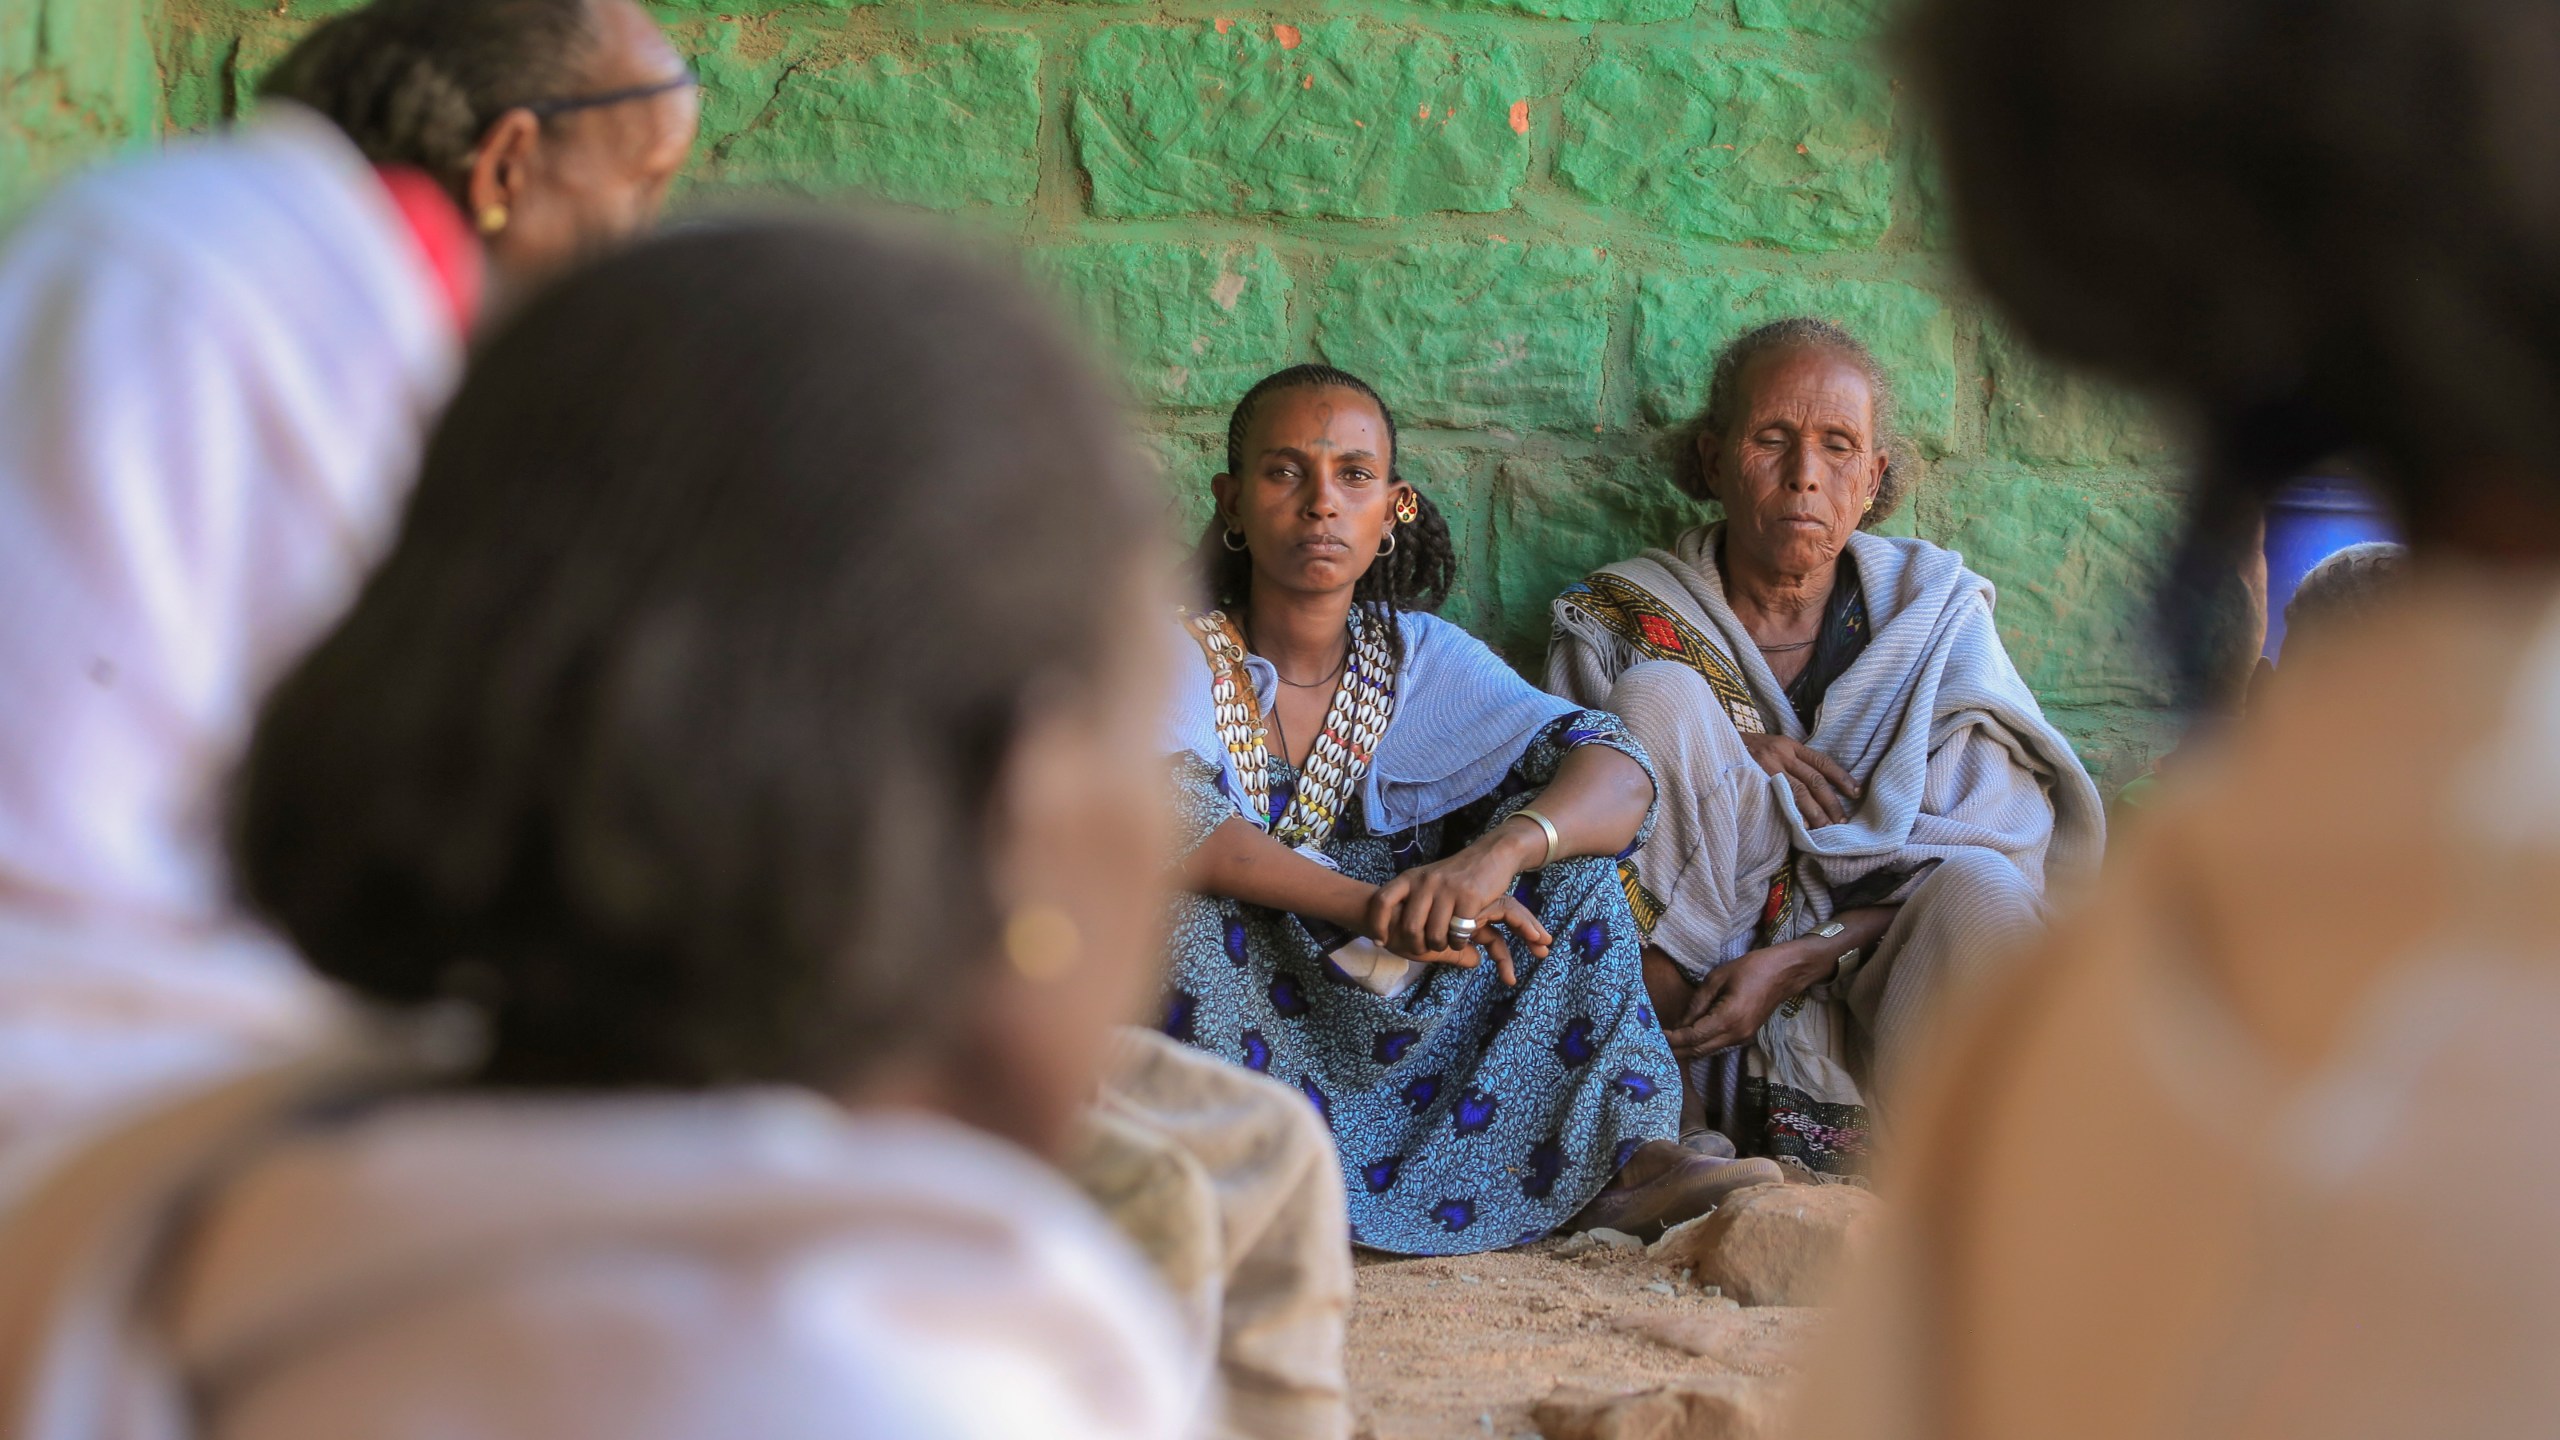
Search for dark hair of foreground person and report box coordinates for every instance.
[230,216,1156,1101]
[1904,0,2560,692]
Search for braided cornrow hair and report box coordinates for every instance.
[260,0,601,211]
[1195,364,1458,646]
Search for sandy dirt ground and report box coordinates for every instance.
[1347,1239,1824,1439]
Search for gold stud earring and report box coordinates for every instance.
[477,204,509,236]
[1004,905,1081,982]
[1863,496,1875,513]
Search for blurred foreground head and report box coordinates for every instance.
[264,0,698,298]
[1793,10,2560,1440]
[233,218,1168,1155]
[1907,0,2560,663]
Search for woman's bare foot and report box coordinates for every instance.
[1563,1139,1784,1237]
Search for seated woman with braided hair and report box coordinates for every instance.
[1164,365,1782,1256]
[1547,319,2104,1177]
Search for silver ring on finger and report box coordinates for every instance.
[1446,916,1480,947]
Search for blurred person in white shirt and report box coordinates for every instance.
[0,0,696,1169]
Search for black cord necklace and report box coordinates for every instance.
[1243,612,1353,688]
[1273,651,1350,688]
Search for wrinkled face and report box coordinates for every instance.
[1213,385,1409,603]
[969,558,1177,1157]
[474,0,699,295]
[1703,346,1888,579]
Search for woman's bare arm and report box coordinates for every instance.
[1177,816,1375,932]
[1370,743,1655,959]
[1510,742,1655,862]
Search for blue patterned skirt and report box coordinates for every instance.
[1161,716,1679,1255]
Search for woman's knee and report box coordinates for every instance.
[1914,849,2041,923]
[1608,664,1750,762]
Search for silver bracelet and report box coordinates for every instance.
[1814,920,1860,982]
[1513,806,1560,868]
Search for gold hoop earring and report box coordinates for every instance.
[1222,526,1249,552]
[477,204,509,236]
[1378,528,1399,556]
[1004,905,1081,982]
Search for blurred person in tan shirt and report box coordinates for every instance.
[1795,0,2560,1436]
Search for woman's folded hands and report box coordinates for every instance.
[1664,937,1837,1057]
[1742,733,1862,827]
[1664,904,1901,1057]
[1363,825,1554,985]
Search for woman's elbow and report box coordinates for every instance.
[1588,749,1656,850]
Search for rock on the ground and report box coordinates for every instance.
[1608,1307,1817,1374]
[1532,1375,1783,1440]
[1650,1182,1880,1307]
[1556,1226,1649,1258]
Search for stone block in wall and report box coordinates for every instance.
[1074,20,1530,221]
[3,0,165,213]
[671,22,790,149]
[1146,430,1226,551]
[1984,325,2176,469]
[1558,47,1893,252]
[1632,271,1959,455]
[2044,702,2183,798]
[233,25,302,112]
[1486,448,1713,662]
[1039,243,1293,411]
[1401,446,1501,637]
[721,34,1040,209]
[1735,0,1889,39]
[162,28,234,134]
[651,0,878,11]
[1415,0,1699,19]
[1317,243,1613,432]
[1925,463,2177,715]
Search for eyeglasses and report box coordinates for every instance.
[516,67,698,121]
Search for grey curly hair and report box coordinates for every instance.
[260,0,602,210]
[2284,541,2407,648]
[1673,317,1917,528]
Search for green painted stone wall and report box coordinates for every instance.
[0,0,163,216]
[141,0,2188,788]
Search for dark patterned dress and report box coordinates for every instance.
[1162,711,1680,1256]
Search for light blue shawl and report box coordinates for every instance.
[1167,609,1578,836]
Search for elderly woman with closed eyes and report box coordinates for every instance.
[1547,318,2104,1176]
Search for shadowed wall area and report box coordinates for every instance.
[25,0,2185,790]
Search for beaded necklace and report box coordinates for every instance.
[1187,607,1397,848]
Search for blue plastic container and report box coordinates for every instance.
[2262,477,2399,659]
